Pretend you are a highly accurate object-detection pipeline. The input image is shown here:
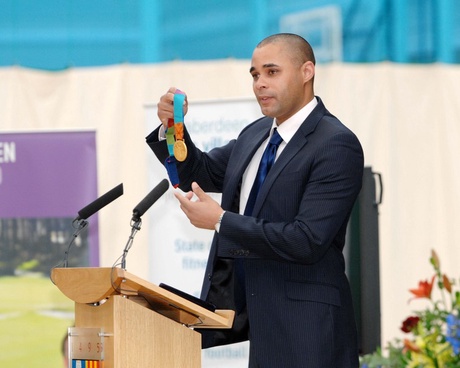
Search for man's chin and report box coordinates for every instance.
[259,107,276,118]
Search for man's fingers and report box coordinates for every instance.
[174,190,189,205]
[191,182,207,201]
[157,87,188,125]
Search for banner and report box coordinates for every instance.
[0,131,98,367]
[0,131,99,266]
[145,98,260,367]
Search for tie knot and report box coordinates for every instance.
[269,128,283,147]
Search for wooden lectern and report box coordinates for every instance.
[51,267,234,368]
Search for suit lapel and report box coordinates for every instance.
[222,120,272,210]
[251,99,327,216]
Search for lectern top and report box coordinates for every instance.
[51,267,234,329]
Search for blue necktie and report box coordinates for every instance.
[244,128,283,216]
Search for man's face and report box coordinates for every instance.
[250,42,313,124]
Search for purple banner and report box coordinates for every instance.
[0,131,99,266]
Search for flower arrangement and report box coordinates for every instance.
[360,250,460,368]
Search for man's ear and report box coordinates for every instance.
[302,61,315,83]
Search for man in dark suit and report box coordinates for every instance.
[146,33,364,367]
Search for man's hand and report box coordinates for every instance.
[157,87,189,130]
[174,182,223,230]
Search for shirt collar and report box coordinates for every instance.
[272,97,318,143]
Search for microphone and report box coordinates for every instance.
[132,179,169,221]
[76,183,124,221]
[119,179,169,270]
[57,183,123,269]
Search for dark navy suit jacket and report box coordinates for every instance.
[147,97,364,368]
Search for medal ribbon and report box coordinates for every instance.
[164,91,186,188]
[174,93,185,141]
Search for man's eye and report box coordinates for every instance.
[251,73,259,80]
[268,69,278,75]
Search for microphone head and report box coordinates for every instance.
[76,183,124,220]
[132,179,169,220]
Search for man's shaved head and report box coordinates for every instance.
[256,33,316,67]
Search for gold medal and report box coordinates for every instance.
[173,140,187,161]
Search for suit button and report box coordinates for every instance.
[208,273,212,280]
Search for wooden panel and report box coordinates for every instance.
[75,295,201,368]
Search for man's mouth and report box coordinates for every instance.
[258,96,273,105]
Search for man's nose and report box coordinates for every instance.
[254,77,267,89]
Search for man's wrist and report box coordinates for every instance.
[214,211,226,233]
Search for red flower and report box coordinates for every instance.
[401,316,420,333]
[409,275,435,300]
